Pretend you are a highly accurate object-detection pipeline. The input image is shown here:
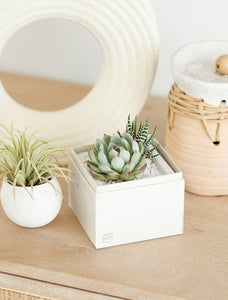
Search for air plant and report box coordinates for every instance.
[0,124,69,195]
[125,114,159,159]
[85,133,147,181]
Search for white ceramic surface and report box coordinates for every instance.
[0,0,159,149]
[69,142,185,249]
[1,178,62,227]
[171,41,228,106]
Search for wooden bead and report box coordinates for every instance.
[216,55,228,75]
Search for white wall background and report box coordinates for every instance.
[0,0,227,97]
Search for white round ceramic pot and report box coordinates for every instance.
[1,178,62,228]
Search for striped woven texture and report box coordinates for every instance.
[168,83,228,143]
[0,288,51,300]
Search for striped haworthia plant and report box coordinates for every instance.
[125,114,159,159]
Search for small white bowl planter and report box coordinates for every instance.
[1,178,62,228]
[69,141,185,249]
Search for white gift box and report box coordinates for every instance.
[68,140,185,249]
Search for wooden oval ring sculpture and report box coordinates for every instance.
[0,0,159,148]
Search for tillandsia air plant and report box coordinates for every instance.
[85,133,147,181]
[0,124,69,195]
[125,114,159,159]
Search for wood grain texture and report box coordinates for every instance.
[0,272,120,300]
[0,74,227,300]
[0,73,91,111]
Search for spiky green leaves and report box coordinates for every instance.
[86,133,147,182]
[0,124,69,194]
[126,114,159,159]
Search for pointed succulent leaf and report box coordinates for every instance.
[90,171,108,181]
[131,150,141,165]
[98,162,113,173]
[148,153,159,159]
[117,131,122,138]
[138,142,144,156]
[132,116,137,138]
[99,142,109,158]
[140,119,149,142]
[98,149,111,166]
[122,160,135,173]
[111,135,123,147]
[132,140,139,153]
[111,156,124,173]
[86,161,103,174]
[84,160,97,167]
[103,134,111,146]
[144,143,160,157]
[106,172,120,180]
[144,126,156,149]
[109,147,119,162]
[126,114,133,135]
[120,137,130,151]
[133,156,146,171]
[135,122,143,142]
[123,132,133,144]
[133,163,147,175]
[123,133,134,152]
[108,142,115,152]
[95,139,103,152]
[119,147,130,163]
[88,148,99,164]
[120,172,136,181]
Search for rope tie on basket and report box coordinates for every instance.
[167,83,228,144]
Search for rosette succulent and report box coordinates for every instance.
[85,133,147,181]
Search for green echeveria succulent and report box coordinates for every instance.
[85,133,147,181]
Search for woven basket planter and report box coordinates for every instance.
[165,83,228,196]
[0,287,50,299]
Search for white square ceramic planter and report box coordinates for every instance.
[68,140,185,249]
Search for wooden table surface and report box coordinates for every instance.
[0,73,227,300]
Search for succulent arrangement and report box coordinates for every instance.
[126,114,159,159]
[0,125,68,194]
[86,115,159,182]
[86,133,146,181]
